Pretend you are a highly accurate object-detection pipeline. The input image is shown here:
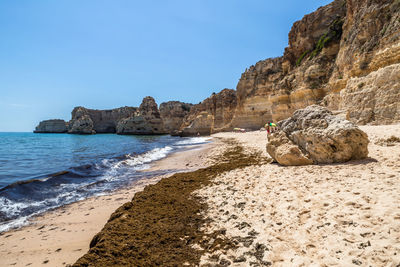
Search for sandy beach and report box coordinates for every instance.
[1,124,400,266]
[0,142,214,267]
[197,124,400,266]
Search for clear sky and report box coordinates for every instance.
[0,0,332,132]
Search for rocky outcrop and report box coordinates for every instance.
[339,63,400,125]
[231,1,347,129]
[267,105,369,165]
[179,89,237,136]
[34,119,68,133]
[179,112,214,137]
[159,101,192,134]
[229,0,400,129]
[68,115,95,134]
[116,97,165,135]
[34,97,189,135]
[68,106,137,134]
[35,0,400,136]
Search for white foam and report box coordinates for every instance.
[0,215,30,232]
[101,146,173,181]
[0,145,176,232]
[175,137,210,146]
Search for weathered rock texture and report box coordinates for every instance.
[230,0,400,129]
[267,105,369,165]
[179,89,237,136]
[159,101,193,134]
[266,131,313,166]
[68,106,137,134]
[36,98,193,135]
[36,0,400,135]
[339,63,400,125]
[116,97,165,135]
[34,119,68,133]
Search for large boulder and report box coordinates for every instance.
[267,105,369,165]
[34,119,68,133]
[266,131,313,166]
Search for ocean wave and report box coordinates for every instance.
[175,137,211,146]
[0,144,177,232]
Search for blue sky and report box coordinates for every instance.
[0,0,332,131]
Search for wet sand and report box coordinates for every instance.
[0,143,213,267]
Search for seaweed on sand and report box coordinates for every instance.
[73,140,265,267]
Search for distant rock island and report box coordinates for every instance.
[36,0,400,136]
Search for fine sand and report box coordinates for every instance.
[1,124,400,266]
[196,125,400,266]
[0,143,213,267]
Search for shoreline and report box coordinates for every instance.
[0,141,214,267]
[73,137,265,266]
[1,124,400,266]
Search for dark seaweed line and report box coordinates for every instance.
[73,139,267,267]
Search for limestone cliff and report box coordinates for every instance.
[35,0,400,136]
[179,89,237,136]
[34,119,68,133]
[34,97,191,135]
[116,97,165,135]
[68,106,137,134]
[159,101,193,134]
[230,0,400,129]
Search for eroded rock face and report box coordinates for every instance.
[231,0,400,128]
[267,105,369,165]
[34,119,68,133]
[116,97,165,135]
[180,112,214,137]
[36,97,193,135]
[159,101,192,134]
[179,89,237,136]
[339,63,400,125]
[68,115,95,134]
[68,106,137,134]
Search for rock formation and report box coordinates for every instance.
[229,0,400,129]
[34,119,68,133]
[179,89,237,136]
[116,97,165,135]
[266,131,313,166]
[175,0,399,134]
[267,105,369,165]
[339,63,400,125]
[35,0,400,136]
[68,115,95,134]
[68,106,137,134]
[35,97,181,135]
[159,101,193,134]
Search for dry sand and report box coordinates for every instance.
[2,124,400,266]
[196,125,400,266]
[0,143,213,267]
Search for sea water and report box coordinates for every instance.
[0,132,209,232]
